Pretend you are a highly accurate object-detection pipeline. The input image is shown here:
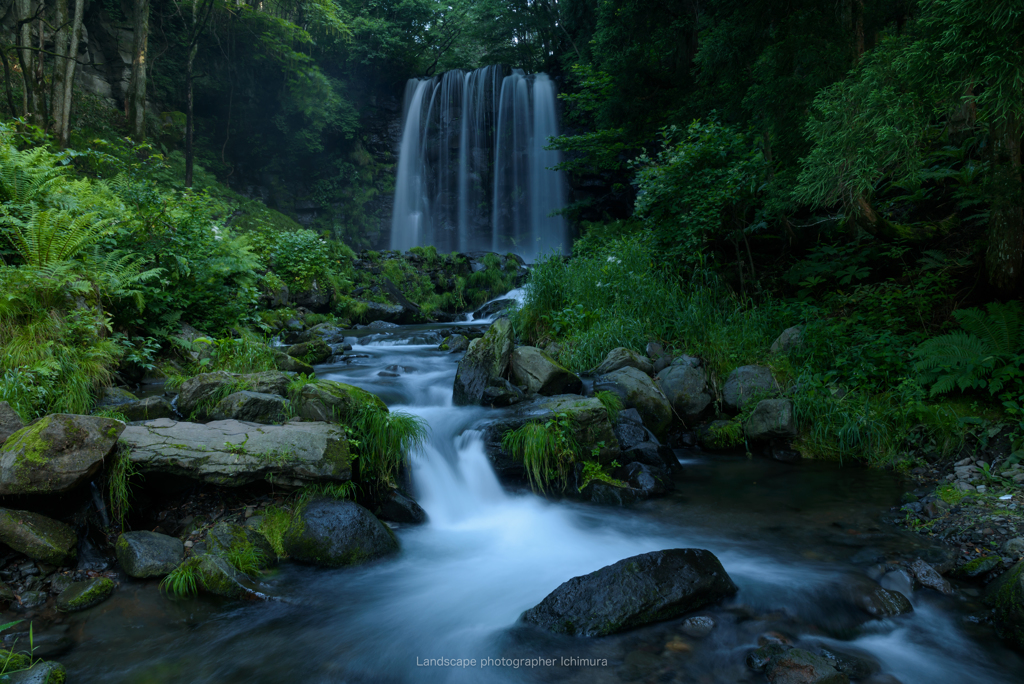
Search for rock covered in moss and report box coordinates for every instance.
[176,372,241,419]
[956,554,1002,579]
[453,318,514,406]
[985,559,1024,650]
[116,531,184,578]
[595,366,672,438]
[292,379,386,423]
[440,334,469,353]
[2,659,67,684]
[287,338,332,366]
[274,351,315,374]
[0,414,124,495]
[744,399,797,442]
[0,401,25,445]
[283,499,398,567]
[121,418,351,486]
[209,391,289,424]
[0,509,77,565]
[722,365,778,413]
[95,387,139,410]
[194,554,266,599]
[595,347,654,376]
[56,577,114,612]
[520,548,737,637]
[510,346,582,396]
[119,396,175,422]
[205,521,275,568]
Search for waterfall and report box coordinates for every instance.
[390,66,568,262]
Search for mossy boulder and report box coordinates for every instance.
[116,531,184,578]
[205,521,275,569]
[55,577,114,612]
[292,379,386,423]
[273,351,315,375]
[287,338,332,366]
[520,548,737,637]
[985,559,1024,650]
[440,334,470,354]
[209,391,289,424]
[0,401,26,445]
[0,414,124,495]
[245,371,294,396]
[510,346,583,396]
[594,366,672,439]
[453,318,514,406]
[94,387,139,410]
[956,554,1002,579]
[0,509,77,565]
[194,554,265,600]
[283,499,399,568]
[2,660,67,684]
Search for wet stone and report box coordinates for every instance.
[680,615,716,638]
[56,577,114,612]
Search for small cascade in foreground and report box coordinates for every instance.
[390,65,569,262]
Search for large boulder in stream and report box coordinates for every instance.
[283,499,398,567]
[594,367,673,438]
[520,549,737,637]
[509,346,582,396]
[291,379,387,422]
[0,509,77,565]
[121,418,351,486]
[453,318,515,406]
[0,414,123,495]
[116,531,185,578]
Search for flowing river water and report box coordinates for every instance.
[59,321,1024,683]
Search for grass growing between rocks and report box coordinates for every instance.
[107,443,140,530]
[502,413,582,493]
[160,558,201,599]
[257,482,359,558]
[595,390,622,423]
[351,406,428,489]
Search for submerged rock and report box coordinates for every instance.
[0,509,77,565]
[595,347,654,376]
[595,366,672,438]
[680,615,716,638]
[122,418,351,486]
[848,583,913,619]
[116,531,185,578]
[722,365,777,413]
[765,648,849,684]
[453,318,514,406]
[0,414,124,495]
[56,578,114,612]
[509,346,582,396]
[283,499,399,567]
[520,548,737,637]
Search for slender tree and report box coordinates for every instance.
[128,0,151,141]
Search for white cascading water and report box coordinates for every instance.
[390,66,569,261]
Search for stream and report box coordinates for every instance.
[59,320,1024,683]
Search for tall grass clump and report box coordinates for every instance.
[511,232,783,379]
[351,405,428,488]
[107,442,139,530]
[501,414,580,493]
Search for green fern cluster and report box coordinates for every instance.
[914,301,1024,397]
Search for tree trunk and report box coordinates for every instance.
[854,0,865,59]
[50,0,70,133]
[185,43,196,188]
[57,0,84,148]
[30,16,45,127]
[0,48,17,116]
[15,0,33,119]
[127,0,150,141]
[985,114,1024,294]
